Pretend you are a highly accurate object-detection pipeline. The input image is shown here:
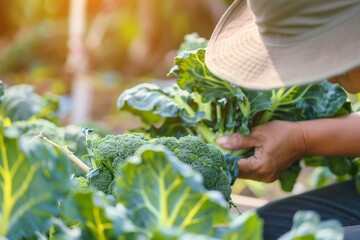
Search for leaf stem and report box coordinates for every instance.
[37,133,90,173]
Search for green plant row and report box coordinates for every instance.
[0,65,345,239]
[0,120,343,239]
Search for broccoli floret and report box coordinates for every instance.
[176,136,231,201]
[91,133,149,172]
[176,135,209,164]
[206,143,228,170]
[88,168,113,194]
[107,179,115,195]
[152,136,178,153]
[147,135,231,201]
[186,155,231,202]
[190,157,218,189]
[213,171,232,202]
[72,176,89,191]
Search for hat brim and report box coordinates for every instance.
[205,0,360,90]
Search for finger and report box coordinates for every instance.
[237,156,257,179]
[238,156,278,183]
[216,133,256,150]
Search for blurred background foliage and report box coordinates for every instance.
[0,0,233,131]
[0,0,231,90]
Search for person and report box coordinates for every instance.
[204,0,360,239]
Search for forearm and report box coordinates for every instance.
[299,112,360,157]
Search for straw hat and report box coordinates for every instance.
[205,0,360,90]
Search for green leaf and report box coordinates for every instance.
[0,80,4,102]
[224,153,240,185]
[114,145,230,237]
[301,81,348,119]
[356,172,360,193]
[269,81,348,122]
[47,218,81,240]
[170,49,235,102]
[279,211,343,240]
[142,118,195,139]
[325,157,352,176]
[4,119,90,176]
[302,156,327,167]
[0,84,59,122]
[168,48,272,135]
[215,211,263,240]
[279,162,301,192]
[117,83,188,125]
[309,167,335,189]
[240,89,272,134]
[178,33,208,52]
[63,191,141,240]
[0,123,72,239]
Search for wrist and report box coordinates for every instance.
[294,113,360,156]
[293,121,308,157]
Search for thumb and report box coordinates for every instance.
[216,133,256,150]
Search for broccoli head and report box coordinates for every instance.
[205,143,228,170]
[152,136,178,153]
[88,168,113,194]
[150,135,231,201]
[91,133,150,172]
[176,135,210,164]
[213,171,232,202]
[190,157,218,190]
[86,133,231,202]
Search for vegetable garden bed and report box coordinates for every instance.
[0,34,354,239]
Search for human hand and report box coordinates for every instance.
[216,120,307,183]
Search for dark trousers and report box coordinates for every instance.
[257,180,360,239]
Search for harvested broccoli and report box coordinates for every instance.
[86,133,231,201]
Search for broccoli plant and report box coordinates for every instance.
[117,33,354,192]
[0,120,73,239]
[63,145,263,240]
[61,146,343,240]
[71,132,232,202]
